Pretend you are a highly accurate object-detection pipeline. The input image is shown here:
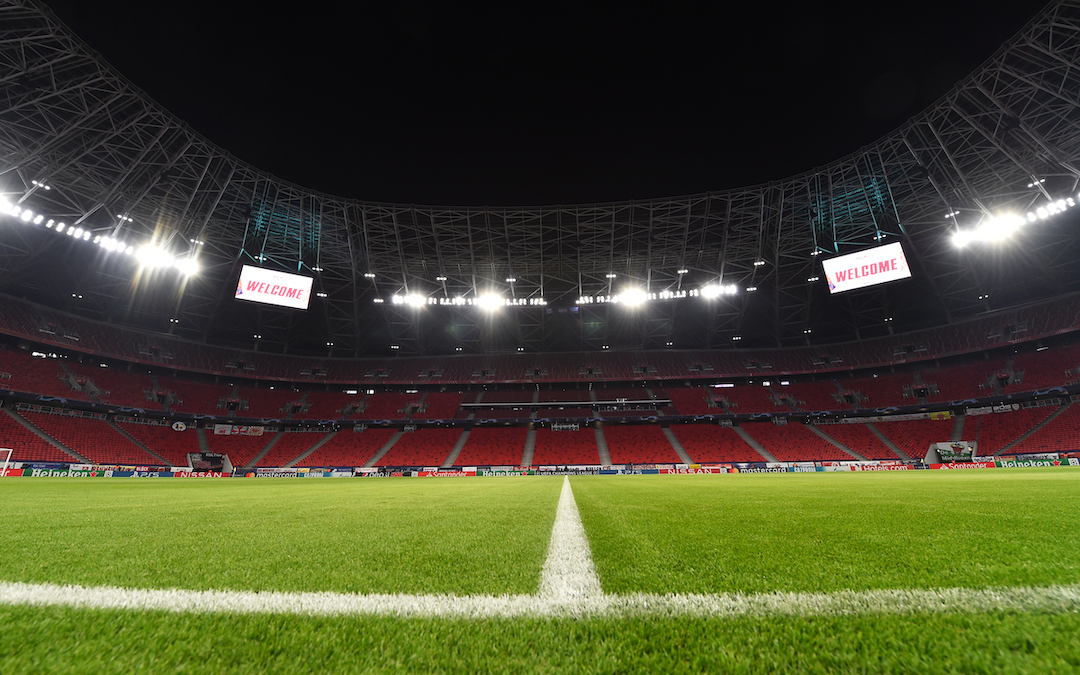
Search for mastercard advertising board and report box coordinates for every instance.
[234,265,314,310]
[821,242,912,294]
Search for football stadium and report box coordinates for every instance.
[2,0,1080,671]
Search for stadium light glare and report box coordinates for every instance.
[136,245,176,270]
[952,213,1026,247]
[620,288,648,306]
[475,293,503,310]
[391,294,426,307]
[20,209,33,222]
[701,283,737,298]
[174,258,199,276]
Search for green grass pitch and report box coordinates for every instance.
[2,469,1079,673]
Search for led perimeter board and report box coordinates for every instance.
[821,242,912,294]
[234,265,314,310]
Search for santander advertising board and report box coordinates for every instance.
[234,265,314,310]
[820,242,911,294]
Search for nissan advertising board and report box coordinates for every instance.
[821,242,912,294]
[235,265,314,310]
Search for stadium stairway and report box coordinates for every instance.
[439,429,471,468]
[732,426,779,463]
[59,362,104,404]
[865,424,911,460]
[4,409,88,463]
[284,431,338,467]
[521,428,536,466]
[362,430,405,467]
[951,415,966,442]
[660,427,694,464]
[243,431,284,470]
[807,426,867,461]
[593,424,613,465]
[196,427,210,454]
[998,402,1072,455]
[107,421,169,466]
[150,376,171,413]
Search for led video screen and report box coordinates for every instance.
[234,265,314,310]
[821,242,911,294]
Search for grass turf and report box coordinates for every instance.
[0,476,563,595]
[571,469,1080,595]
[3,469,1080,672]
[1,604,1078,673]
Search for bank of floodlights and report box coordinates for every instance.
[387,292,547,309]
[0,195,197,276]
[952,194,1077,248]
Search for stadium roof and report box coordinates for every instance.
[1,0,1079,359]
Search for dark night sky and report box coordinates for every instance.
[46,1,1043,206]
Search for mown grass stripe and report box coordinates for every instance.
[2,581,1078,619]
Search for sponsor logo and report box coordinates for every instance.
[30,469,100,477]
[931,462,995,470]
[996,459,1062,468]
[175,471,227,478]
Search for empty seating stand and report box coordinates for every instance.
[21,412,158,465]
[454,427,527,466]
[531,428,600,466]
[375,428,462,467]
[669,424,764,463]
[298,428,397,467]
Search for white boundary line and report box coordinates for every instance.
[2,476,1079,618]
[1,581,1078,619]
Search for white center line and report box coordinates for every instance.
[537,476,603,602]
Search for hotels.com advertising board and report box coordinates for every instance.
[821,242,912,294]
[234,265,314,310]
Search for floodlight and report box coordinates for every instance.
[32,215,43,224]
[20,209,32,222]
[701,283,736,298]
[620,288,648,306]
[476,293,503,310]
